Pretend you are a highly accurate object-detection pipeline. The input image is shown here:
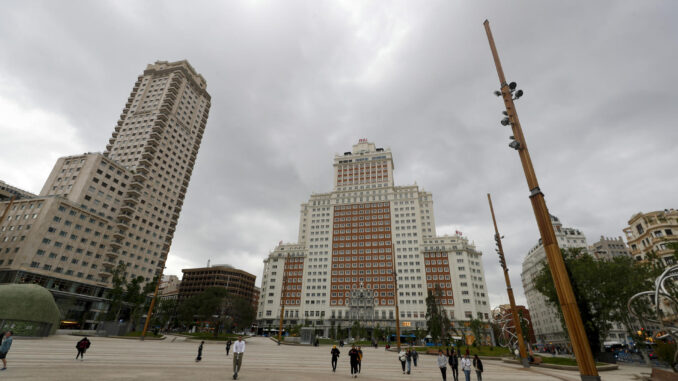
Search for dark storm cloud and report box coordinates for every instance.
[1,0,676,308]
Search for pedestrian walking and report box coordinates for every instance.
[437,350,448,381]
[473,355,483,381]
[348,345,360,378]
[226,340,232,356]
[398,349,407,373]
[357,346,363,373]
[412,349,419,367]
[196,341,204,362]
[461,351,472,381]
[405,348,412,374]
[75,337,91,360]
[447,348,459,381]
[331,345,340,372]
[0,331,13,371]
[232,335,246,379]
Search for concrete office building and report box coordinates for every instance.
[0,180,36,201]
[624,209,678,265]
[0,60,210,328]
[590,236,631,261]
[521,215,589,344]
[257,140,491,338]
[521,216,629,346]
[178,265,257,302]
[158,274,181,300]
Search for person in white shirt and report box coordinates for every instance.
[232,336,246,379]
[460,351,472,381]
[437,350,448,381]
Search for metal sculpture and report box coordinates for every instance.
[627,264,678,371]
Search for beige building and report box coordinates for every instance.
[0,60,210,328]
[589,236,631,261]
[159,274,181,300]
[0,180,36,201]
[624,209,678,264]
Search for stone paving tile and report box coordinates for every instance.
[0,335,649,381]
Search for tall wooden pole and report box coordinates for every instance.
[141,268,164,340]
[487,193,529,368]
[278,254,289,344]
[483,20,600,381]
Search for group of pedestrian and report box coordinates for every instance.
[437,348,483,381]
[347,345,363,377]
[397,347,419,374]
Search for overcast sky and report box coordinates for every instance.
[1,1,676,309]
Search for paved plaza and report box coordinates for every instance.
[2,335,650,380]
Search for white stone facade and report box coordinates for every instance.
[257,140,491,333]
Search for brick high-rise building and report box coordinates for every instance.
[257,140,491,337]
[0,60,210,328]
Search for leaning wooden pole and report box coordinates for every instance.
[487,193,529,368]
[483,20,600,381]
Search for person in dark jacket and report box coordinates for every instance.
[75,337,91,360]
[226,340,232,356]
[472,354,483,381]
[447,348,459,381]
[412,349,419,367]
[348,345,360,378]
[196,341,204,362]
[330,345,340,372]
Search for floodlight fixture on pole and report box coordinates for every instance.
[483,20,600,381]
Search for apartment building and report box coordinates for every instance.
[624,209,678,265]
[257,140,491,337]
[589,236,631,261]
[0,60,210,328]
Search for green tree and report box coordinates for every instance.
[533,248,657,359]
[124,275,156,329]
[469,319,483,347]
[177,287,230,336]
[105,263,127,321]
[351,321,362,340]
[152,298,178,329]
[426,286,450,345]
[228,297,255,332]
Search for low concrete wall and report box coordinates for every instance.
[501,358,618,372]
[56,329,97,336]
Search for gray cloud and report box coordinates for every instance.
[1,0,676,309]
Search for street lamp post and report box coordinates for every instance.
[487,193,529,368]
[483,20,600,381]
